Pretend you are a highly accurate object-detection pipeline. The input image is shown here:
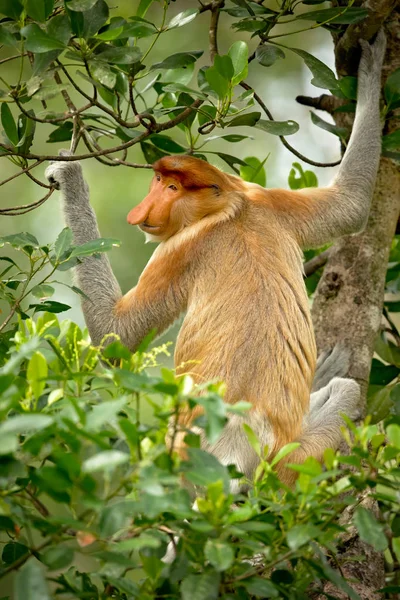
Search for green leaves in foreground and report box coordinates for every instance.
[1,223,399,600]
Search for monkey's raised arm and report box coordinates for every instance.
[45,159,189,350]
[268,31,386,249]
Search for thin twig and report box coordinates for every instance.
[304,249,330,277]
[0,99,203,161]
[0,53,27,66]
[0,160,44,187]
[240,82,341,168]
[209,1,224,61]
[0,188,54,217]
[25,171,52,189]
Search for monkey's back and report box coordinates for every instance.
[175,203,316,445]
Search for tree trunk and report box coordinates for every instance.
[311,3,400,597]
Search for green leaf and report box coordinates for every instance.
[384,68,400,110]
[181,572,221,600]
[288,162,318,190]
[96,46,142,65]
[1,103,18,146]
[287,524,320,550]
[41,546,74,570]
[243,577,279,597]
[47,14,72,45]
[137,0,153,18]
[0,434,18,455]
[256,44,285,67]
[17,111,36,155]
[256,118,299,136]
[0,24,17,46]
[387,424,400,449]
[30,284,55,299]
[214,54,234,81]
[382,130,400,152]
[86,397,127,431]
[15,559,51,600]
[185,448,230,491]
[26,0,54,22]
[89,60,117,88]
[2,542,29,564]
[67,0,99,10]
[30,300,71,314]
[271,442,300,466]
[311,111,349,140]
[67,0,109,39]
[95,26,124,40]
[204,540,234,571]
[149,134,186,153]
[228,40,248,85]
[119,19,157,38]
[27,351,48,400]
[338,76,357,100]
[0,0,23,19]
[367,386,393,423]
[240,156,267,187]
[166,8,199,30]
[369,358,399,385]
[54,227,73,260]
[212,152,248,175]
[0,414,54,435]
[353,507,388,551]
[48,122,73,145]
[152,51,203,70]
[243,423,262,456]
[70,237,120,258]
[297,7,368,24]
[227,111,261,128]
[290,48,338,90]
[206,66,230,99]
[21,24,66,52]
[82,450,130,472]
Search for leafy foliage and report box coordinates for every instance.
[0,233,399,599]
[0,0,398,185]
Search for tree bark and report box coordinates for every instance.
[311,3,400,598]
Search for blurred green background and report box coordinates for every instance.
[0,0,340,350]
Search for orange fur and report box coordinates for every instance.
[121,156,319,484]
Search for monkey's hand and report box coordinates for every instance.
[357,29,386,104]
[45,150,90,208]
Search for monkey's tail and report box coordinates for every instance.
[275,377,360,487]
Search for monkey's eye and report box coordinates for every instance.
[168,184,178,191]
[156,174,161,181]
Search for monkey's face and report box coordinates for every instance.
[127,172,183,240]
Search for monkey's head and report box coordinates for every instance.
[127,155,243,241]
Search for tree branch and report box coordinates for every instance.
[296,94,344,115]
[304,249,330,277]
[334,0,398,76]
[0,188,54,216]
[209,1,224,61]
[240,82,342,168]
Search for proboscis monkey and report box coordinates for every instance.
[46,33,385,487]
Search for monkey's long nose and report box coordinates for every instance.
[127,197,152,225]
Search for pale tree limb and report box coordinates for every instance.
[311,4,400,598]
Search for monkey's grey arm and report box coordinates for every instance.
[286,32,386,249]
[46,159,125,346]
[46,159,184,349]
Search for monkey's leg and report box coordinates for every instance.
[312,344,351,392]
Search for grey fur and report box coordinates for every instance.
[295,30,386,249]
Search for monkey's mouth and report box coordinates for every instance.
[139,222,162,234]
